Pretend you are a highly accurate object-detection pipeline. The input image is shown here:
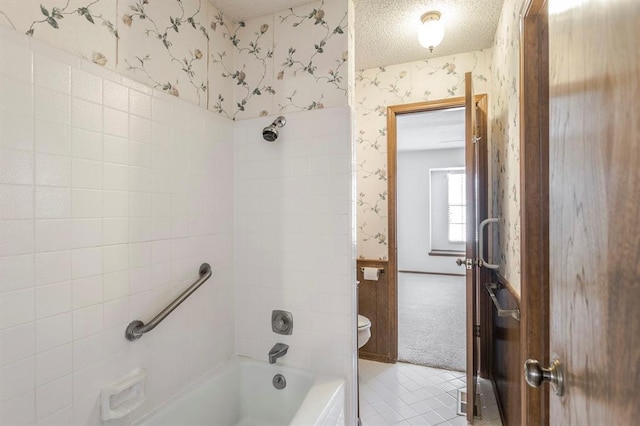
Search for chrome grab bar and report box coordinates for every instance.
[485,282,520,321]
[125,263,212,341]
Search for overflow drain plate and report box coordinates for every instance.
[273,374,286,390]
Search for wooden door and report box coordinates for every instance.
[464,72,481,423]
[463,73,490,423]
[546,0,640,423]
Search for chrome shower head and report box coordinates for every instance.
[262,127,278,142]
[262,116,286,142]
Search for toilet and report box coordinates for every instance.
[357,315,371,348]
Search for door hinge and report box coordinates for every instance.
[474,325,481,338]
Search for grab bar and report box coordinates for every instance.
[485,282,520,321]
[479,218,499,270]
[125,263,212,341]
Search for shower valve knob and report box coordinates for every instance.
[271,310,293,335]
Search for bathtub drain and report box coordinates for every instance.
[272,374,286,390]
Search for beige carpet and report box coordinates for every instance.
[397,272,466,371]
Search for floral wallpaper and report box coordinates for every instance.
[489,0,525,294]
[0,0,223,107]
[0,0,118,67]
[0,0,349,119]
[208,0,349,119]
[355,49,491,260]
[118,0,212,107]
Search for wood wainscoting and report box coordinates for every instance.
[490,273,521,425]
[357,259,395,363]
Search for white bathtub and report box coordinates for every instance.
[134,357,345,426]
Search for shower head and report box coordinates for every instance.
[262,116,286,142]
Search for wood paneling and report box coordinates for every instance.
[491,273,521,426]
[357,259,393,362]
[519,0,549,424]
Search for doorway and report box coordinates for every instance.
[384,94,489,368]
[381,91,491,422]
[395,107,467,371]
[357,94,497,426]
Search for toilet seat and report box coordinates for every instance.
[357,314,371,349]
[358,314,371,330]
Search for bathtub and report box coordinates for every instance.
[134,356,345,426]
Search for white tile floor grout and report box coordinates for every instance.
[358,360,503,426]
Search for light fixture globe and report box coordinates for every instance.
[418,11,445,52]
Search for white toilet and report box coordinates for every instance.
[357,315,372,349]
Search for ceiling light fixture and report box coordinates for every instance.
[418,11,445,53]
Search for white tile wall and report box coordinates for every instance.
[233,107,357,422]
[0,28,234,425]
[71,128,103,161]
[1,23,358,426]
[0,323,35,366]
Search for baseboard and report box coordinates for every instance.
[358,351,394,363]
[399,270,465,277]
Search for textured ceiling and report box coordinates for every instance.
[397,108,465,152]
[207,0,504,70]
[354,0,503,69]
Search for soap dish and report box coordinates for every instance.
[101,368,147,420]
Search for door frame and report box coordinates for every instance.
[386,94,489,371]
[519,0,549,424]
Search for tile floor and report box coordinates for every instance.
[358,360,502,426]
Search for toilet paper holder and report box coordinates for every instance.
[359,267,384,273]
[360,267,384,281]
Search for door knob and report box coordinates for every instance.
[456,258,472,269]
[524,358,564,396]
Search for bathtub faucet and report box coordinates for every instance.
[268,343,289,364]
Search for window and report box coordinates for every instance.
[447,170,466,243]
[429,167,465,253]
